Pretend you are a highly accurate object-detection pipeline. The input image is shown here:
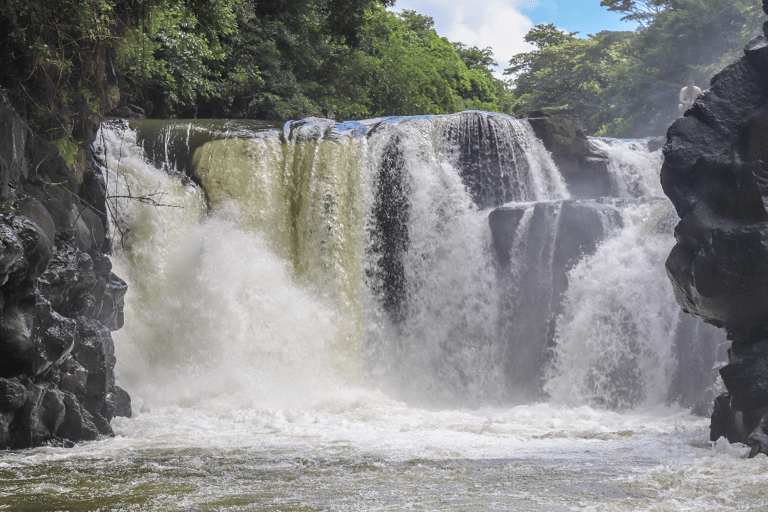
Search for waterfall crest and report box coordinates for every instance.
[96,112,724,411]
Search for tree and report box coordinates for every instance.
[312,7,513,118]
[0,0,163,163]
[600,0,673,26]
[504,25,620,127]
[506,0,765,137]
[453,43,497,72]
[116,0,247,118]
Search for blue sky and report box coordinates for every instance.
[390,1,637,78]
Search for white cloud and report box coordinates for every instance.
[392,0,536,79]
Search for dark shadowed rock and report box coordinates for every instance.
[105,385,132,420]
[10,381,66,448]
[661,23,768,453]
[489,199,622,397]
[0,220,24,286]
[2,197,55,288]
[524,112,590,161]
[710,394,748,443]
[0,378,27,410]
[0,90,130,449]
[97,273,127,331]
[0,302,36,367]
[58,391,101,442]
[366,136,411,325]
[0,412,11,449]
[523,112,612,199]
[487,208,527,264]
[747,413,768,457]
[0,90,27,201]
[32,301,78,377]
[72,318,116,427]
[720,355,768,411]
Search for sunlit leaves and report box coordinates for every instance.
[506,0,765,137]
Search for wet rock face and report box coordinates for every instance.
[661,24,768,454]
[523,112,613,199]
[488,200,622,397]
[0,90,130,449]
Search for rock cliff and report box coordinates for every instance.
[0,89,130,449]
[489,200,623,398]
[661,2,768,456]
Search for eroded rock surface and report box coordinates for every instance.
[661,5,768,455]
[0,89,129,449]
[523,112,614,199]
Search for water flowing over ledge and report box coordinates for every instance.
[2,111,751,512]
[93,112,724,412]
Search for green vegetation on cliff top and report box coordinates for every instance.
[510,0,764,136]
[0,0,764,144]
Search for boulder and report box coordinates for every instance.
[57,391,101,442]
[0,378,27,410]
[0,302,37,368]
[524,111,591,161]
[1,197,55,289]
[523,112,613,199]
[10,381,66,448]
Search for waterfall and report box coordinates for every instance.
[2,113,746,512]
[591,137,665,198]
[495,201,563,400]
[544,200,682,408]
[94,112,724,413]
[360,113,568,404]
[541,140,727,410]
[97,122,344,410]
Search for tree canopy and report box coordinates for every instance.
[0,0,765,143]
[506,0,765,137]
[114,1,512,120]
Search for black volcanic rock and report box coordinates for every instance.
[0,89,130,449]
[661,26,768,454]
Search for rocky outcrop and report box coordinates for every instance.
[661,3,768,455]
[0,89,129,449]
[489,200,622,397]
[523,112,613,199]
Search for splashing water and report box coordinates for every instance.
[591,137,665,198]
[1,113,751,512]
[545,201,682,409]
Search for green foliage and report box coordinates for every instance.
[1,0,515,132]
[0,0,127,147]
[507,0,765,137]
[117,0,241,118]
[53,134,80,168]
[505,25,625,127]
[120,2,513,120]
[310,7,512,118]
[600,0,672,26]
[4,0,765,149]
[453,43,497,71]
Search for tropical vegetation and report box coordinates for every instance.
[0,0,765,148]
[507,0,765,136]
